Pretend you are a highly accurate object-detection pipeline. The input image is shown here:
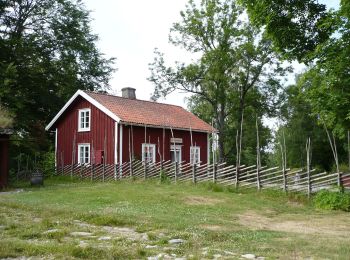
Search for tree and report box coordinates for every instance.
[239,0,334,62]
[149,0,285,162]
[276,83,337,171]
[0,0,115,156]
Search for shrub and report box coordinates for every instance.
[313,190,350,211]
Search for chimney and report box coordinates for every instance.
[121,87,136,99]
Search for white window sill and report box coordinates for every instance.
[78,128,91,132]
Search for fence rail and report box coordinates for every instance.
[53,160,349,196]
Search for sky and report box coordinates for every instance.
[83,0,340,108]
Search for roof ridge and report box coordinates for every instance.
[83,90,186,110]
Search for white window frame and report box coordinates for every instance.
[190,146,200,166]
[78,143,90,165]
[78,108,91,132]
[142,143,156,164]
[170,145,182,163]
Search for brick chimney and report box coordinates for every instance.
[121,87,136,99]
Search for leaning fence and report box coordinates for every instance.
[55,160,350,197]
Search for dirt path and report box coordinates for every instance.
[238,211,350,238]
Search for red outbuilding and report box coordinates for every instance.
[46,88,216,173]
[0,128,12,188]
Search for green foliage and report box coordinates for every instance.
[0,104,13,128]
[0,0,115,165]
[38,151,55,176]
[239,0,333,62]
[202,181,224,192]
[314,190,350,211]
[275,84,339,171]
[159,169,171,184]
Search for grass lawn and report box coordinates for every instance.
[0,177,349,259]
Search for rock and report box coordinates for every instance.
[98,236,111,241]
[169,238,185,244]
[70,231,93,237]
[43,229,59,234]
[78,240,89,248]
[145,245,158,249]
[256,257,265,260]
[241,254,256,259]
[213,254,222,259]
[224,250,236,256]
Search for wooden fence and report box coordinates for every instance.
[56,160,350,196]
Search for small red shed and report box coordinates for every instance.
[0,128,12,188]
[46,88,217,171]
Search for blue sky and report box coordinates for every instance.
[84,0,340,107]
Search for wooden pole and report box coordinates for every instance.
[306,138,311,198]
[256,117,261,191]
[102,131,106,182]
[213,163,217,183]
[235,130,239,188]
[61,152,64,176]
[192,164,197,184]
[282,130,287,193]
[129,128,133,177]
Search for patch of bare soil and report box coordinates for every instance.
[184,195,224,206]
[200,224,226,231]
[238,211,350,238]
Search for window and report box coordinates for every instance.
[170,145,182,163]
[142,143,156,163]
[78,108,91,132]
[78,144,90,164]
[190,146,200,165]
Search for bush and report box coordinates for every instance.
[39,151,55,176]
[313,190,350,211]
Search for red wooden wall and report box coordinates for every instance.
[0,134,10,188]
[121,124,208,164]
[55,96,115,166]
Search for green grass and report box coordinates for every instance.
[0,177,350,259]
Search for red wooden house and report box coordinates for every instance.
[46,88,216,171]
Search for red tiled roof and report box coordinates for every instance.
[85,91,216,133]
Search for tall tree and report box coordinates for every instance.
[239,0,334,62]
[276,83,337,171]
[149,0,284,162]
[0,0,115,155]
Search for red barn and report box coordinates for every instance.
[46,88,216,173]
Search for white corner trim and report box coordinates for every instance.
[45,90,120,131]
[55,128,58,167]
[114,121,118,165]
[119,123,123,166]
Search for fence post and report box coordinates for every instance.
[90,163,93,181]
[192,164,197,184]
[175,162,178,183]
[213,163,217,183]
[256,165,261,191]
[307,168,311,199]
[282,168,288,193]
[102,160,105,182]
[160,160,164,181]
[130,160,134,178]
[144,163,148,180]
[235,165,240,188]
